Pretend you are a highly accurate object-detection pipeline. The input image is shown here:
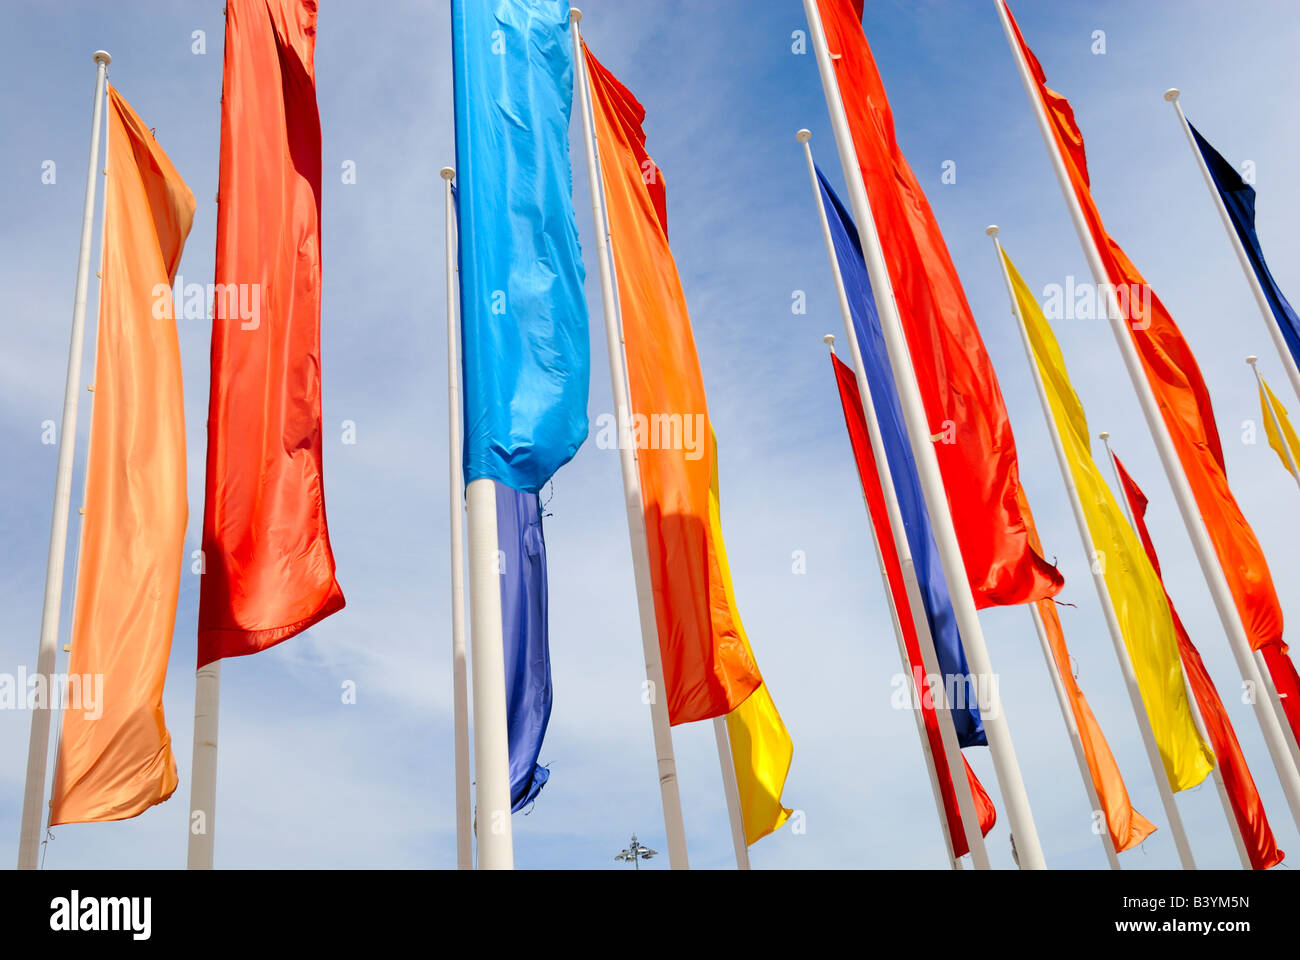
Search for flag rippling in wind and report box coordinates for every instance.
[1259,375,1300,480]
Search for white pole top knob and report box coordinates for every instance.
[985,225,999,237]
[1247,355,1259,365]
[797,129,812,143]
[93,50,112,65]
[440,166,456,181]
[823,334,835,346]
[1099,431,1110,441]
[569,8,582,24]
[1163,88,1180,102]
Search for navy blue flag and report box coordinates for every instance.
[495,482,553,811]
[816,167,985,747]
[1190,122,1300,372]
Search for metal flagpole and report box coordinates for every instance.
[186,662,220,868]
[801,129,987,869]
[826,335,965,871]
[569,7,690,869]
[19,50,111,871]
[988,227,1195,869]
[441,166,473,870]
[996,0,1300,838]
[805,0,1046,868]
[1165,90,1300,407]
[1099,433,1251,869]
[712,717,751,870]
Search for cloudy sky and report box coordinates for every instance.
[3,0,1300,870]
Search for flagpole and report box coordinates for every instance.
[1165,90,1300,407]
[801,130,987,870]
[441,166,473,870]
[569,8,690,870]
[805,0,1046,868]
[186,662,220,869]
[1099,433,1252,870]
[996,0,1300,838]
[826,336,965,872]
[1248,356,1300,495]
[988,227,1196,869]
[18,50,111,871]
[711,717,752,869]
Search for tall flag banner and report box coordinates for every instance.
[1003,250,1214,791]
[583,44,762,724]
[1001,2,1300,749]
[832,354,997,858]
[1115,456,1284,870]
[1016,486,1156,853]
[818,169,984,748]
[1189,123,1300,374]
[812,0,1063,608]
[48,88,194,824]
[198,0,344,665]
[1259,375,1300,480]
[452,0,590,494]
[496,483,553,812]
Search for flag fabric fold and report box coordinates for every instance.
[1115,455,1285,870]
[1004,249,1214,791]
[813,0,1064,608]
[1259,375,1300,479]
[584,43,762,725]
[50,87,195,824]
[451,0,590,495]
[198,0,344,665]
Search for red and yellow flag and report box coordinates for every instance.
[197,0,344,664]
[49,87,195,824]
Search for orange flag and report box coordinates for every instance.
[584,45,762,725]
[1002,0,1300,747]
[49,87,194,825]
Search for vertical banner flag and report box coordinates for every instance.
[452,0,590,494]
[818,170,984,747]
[1003,249,1214,790]
[496,483,553,811]
[49,88,195,824]
[1189,123,1300,373]
[832,354,996,859]
[1002,2,1300,748]
[583,44,763,724]
[1115,456,1284,870]
[198,0,344,664]
[813,0,1063,608]
[1260,376,1300,479]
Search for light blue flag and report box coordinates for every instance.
[451,0,590,493]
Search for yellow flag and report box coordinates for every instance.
[1003,249,1213,792]
[708,434,792,845]
[1260,376,1300,479]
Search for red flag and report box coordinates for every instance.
[1002,0,1300,746]
[833,354,995,858]
[198,0,344,665]
[1114,454,1284,870]
[813,0,1063,608]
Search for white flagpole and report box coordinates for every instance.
[441,166,473,870]
[988,227,1196,868]
[712,717,752,870]
[569,8,690,869]
[18,50,111,871]
[1248,356,1300,495]
[805,0,1046,868]
[801,129,987,869]
[1099,433,1251,869]
[186,662,220,869]
[826,336,965,872]
[1165,90,1300,407]
[996,0,1300,837]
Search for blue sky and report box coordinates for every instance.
[3,0,1300,869]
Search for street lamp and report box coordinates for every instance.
[614,834,657,870]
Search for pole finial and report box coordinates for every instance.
[1099,431,1110,441]
[985,224,1000,237]
[569,7,582,24]
[440,166,456,181]
[823,333,835,348]
[93,50,111,66]
[797,129,812,144]
[1163,88,1180,103]
[1247,355,1259,366]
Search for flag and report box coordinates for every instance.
[818,169,984,748]
[49,87,194,824]
[198,0,344,665]
[496,483,553,812]
[451,0,590,494]
[1114,454,1285,870]
[1188,122,1300,374]
[1259,375,1300,479]
[583,44,762,724]
[1002,0,1300,749]
[832,353,996,859]
[1003,248,1214,791]
[811,0,1063,608]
